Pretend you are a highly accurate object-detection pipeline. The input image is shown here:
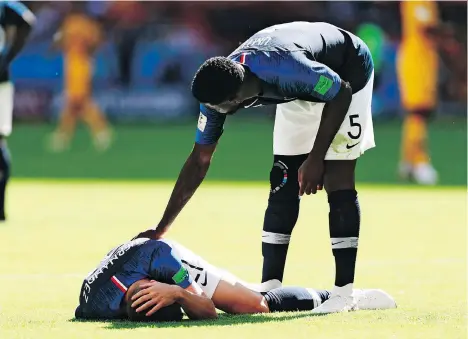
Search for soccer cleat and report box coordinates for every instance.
[47,132,70,153]
[412,163,438,185]
[312,285,357,314]
[398,162,413,181]
[93,129,113,152]
[354,289,397,310]
[311,294,358,314]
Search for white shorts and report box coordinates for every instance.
[273,72,375,159]
[161,240,222,299]
[0,82,14,137]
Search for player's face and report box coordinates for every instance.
[205,101,241,115]
[205,78,259,115]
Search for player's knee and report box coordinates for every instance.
[264,155,305,235]
[410,108,434,121]
[214,282,269,314]
[324,160,356,193]
[227,296,269,314]
[268,155,306,202]
[67,97,85,114]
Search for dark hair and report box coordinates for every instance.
[126,286,184,322]
[191,56,244,105]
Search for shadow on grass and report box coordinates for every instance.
[70,312,326,329]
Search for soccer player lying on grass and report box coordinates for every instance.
[75,238,396,321]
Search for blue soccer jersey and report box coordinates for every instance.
[195,21,374,145]
[75,239,192,319]
[0,1,35,82]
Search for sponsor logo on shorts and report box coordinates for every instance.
[345,142,360,149]
[197,113,207,132]
[313,75,333,96]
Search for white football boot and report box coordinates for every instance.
[312,284,358,314]
[93,129,113,152]
[412,163,438,185]
[399,162,438,185]
[354,289,397,310]
[398,162,413,181]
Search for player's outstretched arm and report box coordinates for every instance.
[308,80,353,160]
[153,143,217,238]
[298,80,353,195]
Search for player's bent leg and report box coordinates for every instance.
[212,279,332,314]
[212,280,270,314]
[262,154,307,283]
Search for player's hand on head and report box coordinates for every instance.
[131,281,180,316]
[298,157,324,196]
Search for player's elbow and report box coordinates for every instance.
[334,80,352,105]
[188,300,218,320]
[205,303,219,320]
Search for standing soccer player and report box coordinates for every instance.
[137,22,375,313]
[397,1,461,185]
[0,1,35,220]
[49,2,111,152]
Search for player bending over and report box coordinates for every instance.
[136,21,376,313]
[75,238,396,321]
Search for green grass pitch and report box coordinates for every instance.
[0,180,466,339]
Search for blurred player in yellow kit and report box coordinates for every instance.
[49,3,112,152]
[397,0,454,185]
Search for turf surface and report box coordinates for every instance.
[0,181,466,339]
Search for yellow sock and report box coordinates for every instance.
[401,114,429,165]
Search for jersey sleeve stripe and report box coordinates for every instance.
[6,1,36,25]
[111,276,128,293]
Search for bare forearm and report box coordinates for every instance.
[157,153,210,232]
[309,80,352,160]
[176,287,218,320]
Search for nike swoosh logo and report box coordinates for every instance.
[244,98,259,108]
[331,241,344,245]
[346,142,360,149]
